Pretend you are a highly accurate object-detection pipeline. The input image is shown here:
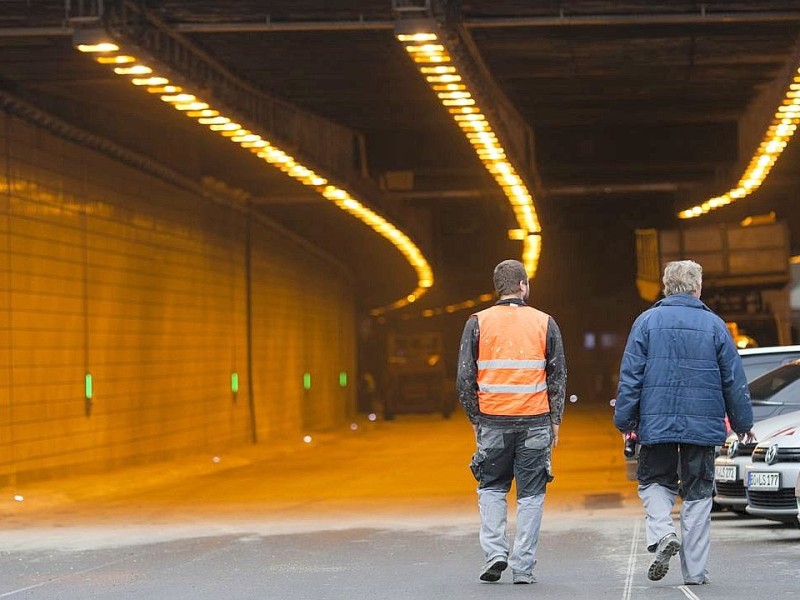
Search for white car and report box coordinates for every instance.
[746,359,800,421]
[744,425,800,522]
[796,471,800,526]
[738,345,800,381]
[715,410,800,512]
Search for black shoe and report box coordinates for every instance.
[479,557,508,582]
[647,533,680,581]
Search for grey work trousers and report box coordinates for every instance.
[472,422,552,576]
[637,443,715,584]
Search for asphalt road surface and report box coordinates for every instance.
[2,407,798,599]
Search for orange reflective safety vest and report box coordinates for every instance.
[474,303,550,417]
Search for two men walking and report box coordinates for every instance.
[458,258,754,586]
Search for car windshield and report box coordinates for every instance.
[749,363,800,401]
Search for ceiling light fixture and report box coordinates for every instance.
[396,25,542,280]
[75,36,433,314]
[679,65,800,219]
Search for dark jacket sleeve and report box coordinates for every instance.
[456,315,480,424]
[546,317,567,425]
[717,324,754,434]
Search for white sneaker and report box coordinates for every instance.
[647,533,680,581]
[512,571,536,584]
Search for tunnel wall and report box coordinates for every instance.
[0,114,356,485]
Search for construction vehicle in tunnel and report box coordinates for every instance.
[383,331,454,420]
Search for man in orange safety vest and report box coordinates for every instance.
[457,259,567,584]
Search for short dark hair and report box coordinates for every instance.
[493,259,527,296]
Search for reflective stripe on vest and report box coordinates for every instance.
[474,304,550,417]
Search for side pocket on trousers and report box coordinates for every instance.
[469,449,486,482]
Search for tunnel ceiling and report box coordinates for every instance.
[1,1,800,313]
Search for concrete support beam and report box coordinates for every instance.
[166,11,800,34]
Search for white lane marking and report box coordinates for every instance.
[0,558,126,598]
[679,585,701,600]
[622,519,641,600]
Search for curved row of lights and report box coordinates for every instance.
[416,292,495,319]
[395,30,542,279]
[76,38,433,314]
[679,64,800,219]
[373,291,500,323]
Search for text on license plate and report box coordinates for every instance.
[715,465,737,482]
[748,472,780,491]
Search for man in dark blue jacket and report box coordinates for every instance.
[614,260,754,585]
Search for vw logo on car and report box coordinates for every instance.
[765,443,779,465]
[727,439,739,458]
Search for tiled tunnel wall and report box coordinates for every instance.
[0,114,356,485]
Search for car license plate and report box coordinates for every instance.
[715,465,737,482]
[748,472,780,491]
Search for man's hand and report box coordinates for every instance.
[551,423,560,448]
[737,430,757,444]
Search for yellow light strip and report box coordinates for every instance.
[77,42,119,53]
[376,291,497,323]
[96,55,136,64]
[77,43,433,313]
[397,30,542,280]
[679,65,800,219]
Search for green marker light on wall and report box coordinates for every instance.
[303,372,312,390]
[85,373,93,399]
[231,372,239,394]
[339,371,348,387]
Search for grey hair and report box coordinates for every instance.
[662,260,702,296]
[493,259,527,296]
